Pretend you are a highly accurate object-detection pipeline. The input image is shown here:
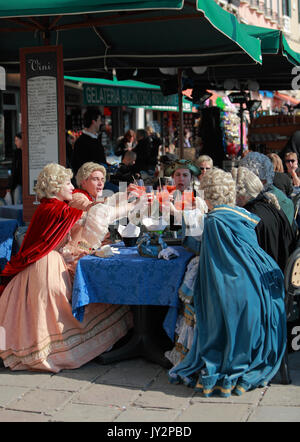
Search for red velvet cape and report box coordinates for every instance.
[0,198,82,291]
[72,189,93,201]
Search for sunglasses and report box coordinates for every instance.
[200,167,211,171]
[285,159,296,163]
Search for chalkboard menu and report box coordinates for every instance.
[20,46,65,222]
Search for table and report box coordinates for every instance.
[0,204,24,226]
[72,244,193,367]
[0,217,18,270]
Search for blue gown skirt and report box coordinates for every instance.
[169,205,286,397]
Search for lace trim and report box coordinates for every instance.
[1,307,131,368]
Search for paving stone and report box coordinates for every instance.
[248,406,300,422]
[133,371,193,409]
[41,363,111,392]
[73,383,141,407]
[97,358,161,388]
[175,403,253,422]
[51,403,121,422]
[0,369,52,388]
[0,409,49,422]
[39,375,90,392]
[114,406,178,422]
[260,385,300,406]
[7,389,73,414]
[134,390,191,410]
[0,385,29,407]
[146,370,194,396]
[0,352,299,422]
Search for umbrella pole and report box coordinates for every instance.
[178,68,184,159]
[239,102,244,154]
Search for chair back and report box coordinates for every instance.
[284,247,300,321]
[292,192,300,220]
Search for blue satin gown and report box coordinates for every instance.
[169,205,286,397]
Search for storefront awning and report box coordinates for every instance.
[65,75,193,112]
[274,92,300,105]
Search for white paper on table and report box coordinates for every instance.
[118,223,140,238]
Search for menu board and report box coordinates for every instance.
[20,46,65,221]
[25,51,59,194]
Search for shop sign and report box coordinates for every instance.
[140,100,193,112]
[83,84,179,108]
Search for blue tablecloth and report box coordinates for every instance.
[0,217,18,271]
[0,204,24,226]
[72,244,194,340]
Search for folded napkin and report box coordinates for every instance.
[158,247,180,261]
[118,223,140,238]
[94,245,114,258]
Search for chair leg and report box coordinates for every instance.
[279,346,291,385]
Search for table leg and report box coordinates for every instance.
[95,305,173,368]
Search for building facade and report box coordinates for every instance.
[216,0,300,52]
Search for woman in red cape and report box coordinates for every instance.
[0,163,132,372]
[0,196,82,288]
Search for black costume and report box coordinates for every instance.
[72,133,107,175]
[10,148,22,201]
[245,193,296,272]
[133,137,152,174]
[273,171,293,197]
[110,163,136,185]
[114,137,130,159]
[148,133,161,170]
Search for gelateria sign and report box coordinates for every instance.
[83,84,192,111]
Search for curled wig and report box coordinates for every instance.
[35,163,73,199]
[200,167,236,207]
[75,162,106,188]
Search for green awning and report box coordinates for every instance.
[65,75,161,90]
[197,0,262,65]
[241,23,300,66]
[0,0,184,17]
[65,76,193,111]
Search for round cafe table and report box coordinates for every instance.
[72,243,193,367]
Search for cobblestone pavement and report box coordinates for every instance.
[0,351,299,423]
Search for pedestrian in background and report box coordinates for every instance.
[115,129,136,159]
[132,129,153,175]
[72,107,107,176]
[7,132,23,205]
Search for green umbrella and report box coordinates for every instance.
[0,0,262,75]
[129,23,300,91]
[182,23,300,91]
[0,0,184,16]
[0,0,263,157]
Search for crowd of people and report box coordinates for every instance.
[1,107,300,398]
